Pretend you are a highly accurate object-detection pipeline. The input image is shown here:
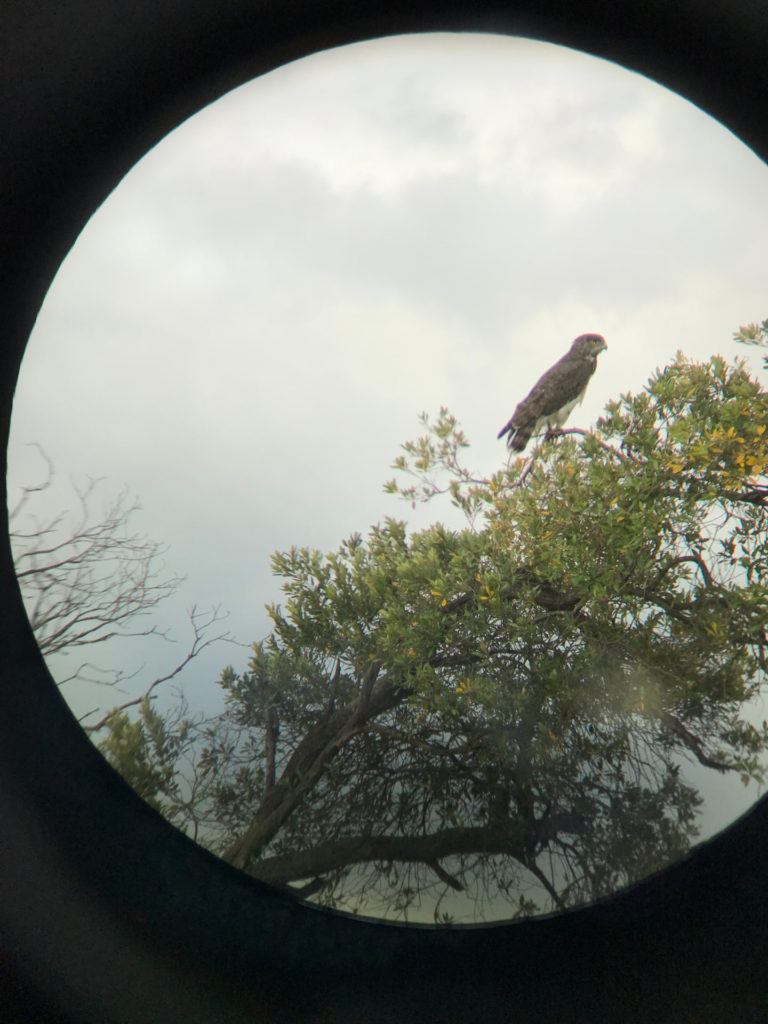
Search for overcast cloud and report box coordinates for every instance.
[8,35,768,837]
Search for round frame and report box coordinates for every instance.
[2,2,768,1021]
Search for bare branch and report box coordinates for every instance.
[8,443,56,520]
[559,427,641,463]
[427,859,464,891]
[10,453,184,685]
[81,606,231,733]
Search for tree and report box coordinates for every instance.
[101,352,768,921]
[10,445,229,729]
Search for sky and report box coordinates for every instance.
[7,32,768,864]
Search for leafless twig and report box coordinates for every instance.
[80,605,231,733]
[10,448,184,683]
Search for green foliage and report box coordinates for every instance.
[101,349,768,920]
[734,318,768,366]
[100,696,178,812]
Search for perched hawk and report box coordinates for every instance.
[497,333,607,452]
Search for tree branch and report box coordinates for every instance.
[657,709,735,773]
[11,468,184,677]
[223,671,412,869]
[245,825,528,888]
[442,567,582,616]
[80,606,230,733]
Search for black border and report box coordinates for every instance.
[2,2,768,1021]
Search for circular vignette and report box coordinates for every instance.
[1,2,768,1023]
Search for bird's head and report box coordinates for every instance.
[572,333,607,357]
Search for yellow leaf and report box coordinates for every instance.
[741,774,751,787]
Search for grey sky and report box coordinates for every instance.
[8,33,768,835]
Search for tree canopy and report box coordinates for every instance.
[101,351,768,921]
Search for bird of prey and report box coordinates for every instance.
[497,333,607,452]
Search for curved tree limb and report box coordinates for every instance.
[657,709,734,773]
[244,825,528,888]
[223,671,412,869]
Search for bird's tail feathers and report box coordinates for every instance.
[509,427,532,452]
